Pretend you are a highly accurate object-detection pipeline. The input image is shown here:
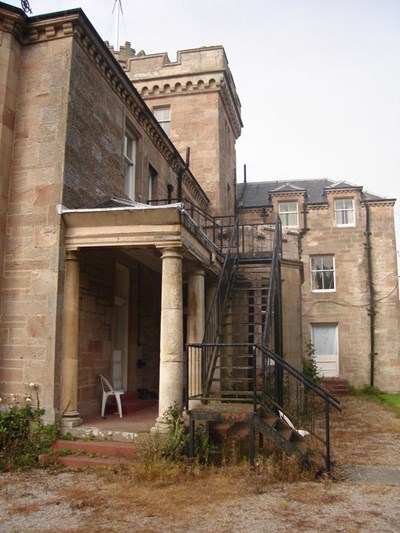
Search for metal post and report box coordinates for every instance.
[325,400,331,474]
[249,416,255,467]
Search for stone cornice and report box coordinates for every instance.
[270,190,306,199]
[325,188,360,196]
[305,203,329,211]
[0,4,209,209]
[361,200,396,208]
[182,172,209,210]
[134,74,242,140]
[0,4,26,40]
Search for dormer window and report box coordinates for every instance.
[279,201,298,228]
[334,199,355,226]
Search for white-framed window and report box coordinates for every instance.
[310,255,335,291]
[334,198,355,226]
[153,106,171,135]
[279,201,298,227]
[124,125,136,200]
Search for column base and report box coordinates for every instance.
[61,411,82,429]
[150,416,169,434]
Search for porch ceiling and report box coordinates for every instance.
[60,204,222,273]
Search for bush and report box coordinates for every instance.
[0,384,59,471]
[161,403,214,464]
[302,341,320,384]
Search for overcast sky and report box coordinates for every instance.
[8,0,400,254]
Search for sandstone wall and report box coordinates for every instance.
[0,34,72,419]
[301,195,400,391]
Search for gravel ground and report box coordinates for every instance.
[1,395,399,533]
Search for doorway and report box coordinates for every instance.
[113,264,129,390]
[311,323,339,377]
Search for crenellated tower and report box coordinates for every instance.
[112,43,243,216]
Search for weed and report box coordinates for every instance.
[0,384,60,471]
[54,448,73,457]
[302,341,320,384]
[160,403,215,463]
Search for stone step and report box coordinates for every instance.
[55,454,130,469]
[52,439,140,458]
[322,378,349,395]
[44,439,141,469]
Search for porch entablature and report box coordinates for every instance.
[59,203,223,275]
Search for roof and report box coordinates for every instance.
[236,179,392,208]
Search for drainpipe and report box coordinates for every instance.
[177,147,190,202]
[365,202,376,387]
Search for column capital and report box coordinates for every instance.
[159,246,184,261]
[65,249,79,262]
[187,265,206,277]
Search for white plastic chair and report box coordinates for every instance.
[99,375,125,418]
[278,409,310,437]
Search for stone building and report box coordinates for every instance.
[0,0,398,438]
[237,180,400,392]
[0,2,228,428]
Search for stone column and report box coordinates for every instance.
[61,250,82,428]
[187,267,206,404]
[152,247,184,433]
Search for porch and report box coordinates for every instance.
[66,402,159,442]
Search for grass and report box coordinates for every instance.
[376,394,400,414]
[359,386,400,416]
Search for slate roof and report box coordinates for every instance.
[236,179,391,208]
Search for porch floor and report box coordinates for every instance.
[65,403,159,442]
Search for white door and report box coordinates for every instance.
[113,303,125,389]
[113,264,129,390]
[311,324,339,377]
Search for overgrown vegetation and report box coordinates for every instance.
[160,403,214,463]
[0,384,60,471]
[302,341,321,383]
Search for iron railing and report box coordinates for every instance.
[185,342,341,472]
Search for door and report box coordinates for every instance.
[113,264,129,390]
[311,324,339,377]
[113,301,126,389]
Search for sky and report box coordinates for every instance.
[7,0,400,256]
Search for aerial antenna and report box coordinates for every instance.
[112,0,124,51]
[21,0,32,13]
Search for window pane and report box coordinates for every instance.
[154,107,171,135]
[324,271,334,289]
[322,256,333,270]
[311,257,323,270]
[312,325,337,355]
[124,127,136,199]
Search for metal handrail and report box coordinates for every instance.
[202,216,239,394]
[186,341,341,472]
[262,216,282,346]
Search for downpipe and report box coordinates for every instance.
[365,203,376,387]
